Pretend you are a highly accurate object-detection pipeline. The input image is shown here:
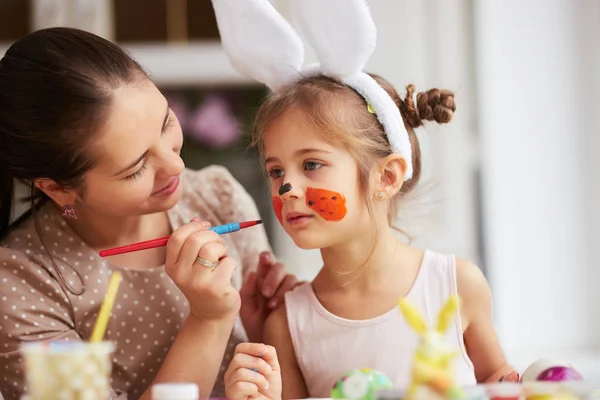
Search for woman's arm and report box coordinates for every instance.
[139,315,236,400]
[138,220,242,399]
[192,165,298,342]
[264,306,309,400]
[456,258,517,382]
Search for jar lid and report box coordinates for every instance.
[151,383,199,400]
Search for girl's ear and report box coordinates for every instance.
[373,154,407,199]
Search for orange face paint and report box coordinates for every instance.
[272,197,283,224]
[305,187,347,222]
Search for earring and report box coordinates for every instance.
[375,192,386,200]
[61,205,77,220]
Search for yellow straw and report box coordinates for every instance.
[90,272,122,342]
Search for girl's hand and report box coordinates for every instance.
[225,343,282,400]
[165,220,241,321]
[239,251,299,342]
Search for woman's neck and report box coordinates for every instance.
[63,206,171,250]
[317,224,406,292]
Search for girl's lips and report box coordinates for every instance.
[286,212,314,226]
[152,176,180,196]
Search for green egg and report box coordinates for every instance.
[331,368,394,400]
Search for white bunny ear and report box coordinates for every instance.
[211,0,304,92]
[290,0,377,77]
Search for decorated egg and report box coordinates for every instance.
[521,359,583,383]
[331,369,393,400]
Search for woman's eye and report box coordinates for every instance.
[304,161,323,171]
[125,160,148,181]
[268,168,284,178]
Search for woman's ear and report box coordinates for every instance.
[373,154,407,199]
[34,179,78,208]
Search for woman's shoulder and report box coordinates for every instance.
[0,211,43,258]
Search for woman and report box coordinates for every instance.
[0,27,297,400]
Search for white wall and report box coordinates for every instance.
[474,0,600,364]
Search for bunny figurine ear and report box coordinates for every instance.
[398,298,428,334]
[436,296,460,334]
[290,0,376,77]
[211,0,304,92]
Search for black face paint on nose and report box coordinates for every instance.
[278,182,292,196]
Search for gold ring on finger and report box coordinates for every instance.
[195,256,219,270]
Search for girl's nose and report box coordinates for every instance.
[279,182,302,201]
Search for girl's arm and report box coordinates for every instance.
[264,305,309,399]
[456,258,518,383]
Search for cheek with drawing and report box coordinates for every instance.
[271,183,348,224]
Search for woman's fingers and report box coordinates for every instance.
[165,220,210,267]
[172,231,225,283]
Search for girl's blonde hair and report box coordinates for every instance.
[252,73,456,224]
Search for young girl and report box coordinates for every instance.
[235,76,517,400]
[213,1,519,399]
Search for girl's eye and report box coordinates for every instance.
[125,160,148,181]
[268,168,284,179]
[304,161,323,171]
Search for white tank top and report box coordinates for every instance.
[284,250,477,398]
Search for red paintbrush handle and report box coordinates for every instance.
[99,236,169,257]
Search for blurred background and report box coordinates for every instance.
[1,0,598,381]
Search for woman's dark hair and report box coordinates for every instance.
[0,27,147,293]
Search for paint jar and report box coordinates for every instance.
[151,382,199,400]
[22,341,114,400]
[485,382,522,400]
[463,385,489,400]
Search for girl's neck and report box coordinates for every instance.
[63,206,172,251]
[317,224,407,292]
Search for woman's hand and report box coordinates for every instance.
[225,343,282,400]
[239,251,299,342]
[165,220,240,322]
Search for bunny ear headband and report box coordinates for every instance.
[211,0,413,180]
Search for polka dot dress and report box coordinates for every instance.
[0,167,269,400]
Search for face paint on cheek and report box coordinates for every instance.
[272,197,283,224]
[306,187,347,222]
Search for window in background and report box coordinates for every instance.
[0,0,30,41]
[113,0,219,43]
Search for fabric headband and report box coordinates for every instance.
[211,0,413,180]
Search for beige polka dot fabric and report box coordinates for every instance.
[0,166,270,400]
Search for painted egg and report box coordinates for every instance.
[331,369,393,400]
[536,366,583,382]
[521,359,583,383]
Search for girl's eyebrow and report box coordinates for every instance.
[264,148,331,164]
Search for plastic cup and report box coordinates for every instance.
[22,341,114,400]
[486,382,522,399]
